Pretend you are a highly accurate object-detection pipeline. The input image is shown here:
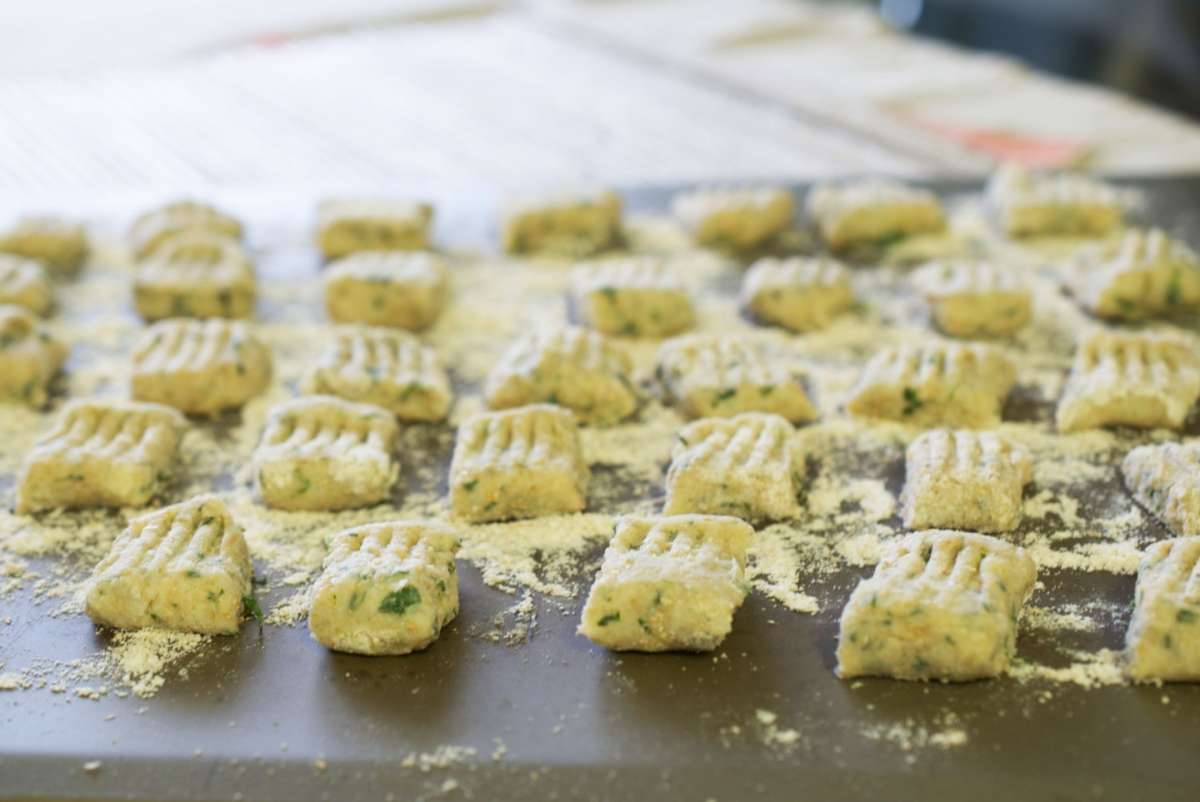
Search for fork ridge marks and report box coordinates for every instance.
[0,254,53,315]
[303,324,451,421]
[501,188,622,257]
[485,325,637,426]
[806,178,945,253]
[315,197,434,260]
[671,185,794,253]
[844,340,1016,428]
[1126,536,1200,682]
[1122,442,1200,537]
[16,399,186,513]
[569,257,695,338]
[128,200,243,261]
[740,256,853,333]
[665,413,802,522]
[912,260,1031,338]
[986,163,1125,239]
[1070,228,1200,320]
[1056,328,1200,432]
[322,251,448,331]
[902,428,1032,533]
[131,318,272,416]
[449,404,589,523]
[254,395,400,512]
[656,333,817,422]
[0,216,89,278]
[133,231,257,322]
[0,304,67,407]
[85,494,252,634]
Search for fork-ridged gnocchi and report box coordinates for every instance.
[502,189,622,257]
[128,200,243,260]
[986,163,1125,239]
[570,257,695,338]
[133,231,257,321]
[323,251,448,331]
[672,186,794,252]
[0,254,53,315]
[1122,442,1200,537]
[0,305,67,407]
[807,179,945,254]
[315,198,434,260]
[0,216,88,278]
[912,260,1032,338]
[1125,537,1200,682]
[1068,228,1200,320]
[740,257,853,333]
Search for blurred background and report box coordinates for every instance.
[0,0,1198,202]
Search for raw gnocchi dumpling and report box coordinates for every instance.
[485,325,637,425]
[807,179,945,254]
[836,530,1036,681]
[302,325,451,421]
[578,514,753,652]
[986,163,1125,239]
[665,413,802,522]
[449,404,589,523]
[315,197,434,260]
[912,260,1032,338]
[0,305,67,407]
[133,231,256,321]
[740,256,853,333]
[309,521,460,656]
[1056,329,1200,433]
[0,216,88,278]
[656,334,817,423]
[85,494,253,634]
[323,251,448,331]
[16,399,186,513]
[0,254,53,315]
[845,341,1016,428]
[901,429,1032,533]
[501,189,622,257]
[570,257,695,338]
[1068,228,1200,320]
[672,186,794,252]
[253,396,399,512]
[128,200,243,260]
[131,318,272,416]
[1122,442,1200,536]
[1125,537,1200,682]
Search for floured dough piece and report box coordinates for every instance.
[0,216,88,278]
[0,305,67,407]
[665,413,802,522]
[1122,442,1200,536]
[315,198,433,260]
[657,334,816,422]
[449,404,589,523]
[1056,329,1200,433]
[16,399,186,513]
[671,186,794,252]
[902,429,1032,533]
[986,163,1125,239]
[133,231,256,321]
[912,260,1031,338]
[131,318,272,416]
[128,200,243,260]
[323,251,448,331]
[502,189,622,257]
[1125,537,1200,682]
[485,325,637,425]
[570,257,695,338]
[1068,228,1200,320]
[309,521,460,655]
[578,514,753,652]
[0,255,53,315]
[845,341,1016,428]
[740,256,853,333]
[254,396,399,512]
[85,495,252,634]
[807,179,945,254]
[303,325,451,421]
[836,530,1036,681]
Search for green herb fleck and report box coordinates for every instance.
[379,586,421,615]
[759,385,775,397]
[712,387,737,405]
[901,386,923,416]
[1166,270,1182,306]
[598,612,621,627]
[1177,609,1196,624]
[185,569,201,578]
[294,468,311,495]
[462,479,478,492]
[242,595,264,624]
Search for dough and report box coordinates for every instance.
[570,257,695,338]
[0,254,53,315]
[85,494,252,634]
[128,200,243,260]
[16,399,186,513]
[449,404,589,523]
[133,231,256,321]
[323,251,448,331]
[501,189,621,257]
[303,324,451,421]
[664,413,802,522]
[1068,228,1200,320]
[254,396,399,512]
[131,318,272,416]
[1122,442,1200,536]
[912,260,1031,338]
[672,186,794,252]
[986,163,1125,239]
[836,530,1036,681]
[902,429,1032,533]
[485,325,637,425]
[656,334,817,422]
[1056,329,1200,432]
[0,216,88,278]
[578,514,753,652]
[0,305,67,407]
[740,256,853,333]
[1125,537,1200,682]
[806,179,945,254]
[309,520,460,655]
[845,341,1016,428]
[315,198,433,260]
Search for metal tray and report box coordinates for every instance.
[3,177,1200,802]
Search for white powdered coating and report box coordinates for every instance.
[106,629,210,698]
[1009,650,1125,688]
